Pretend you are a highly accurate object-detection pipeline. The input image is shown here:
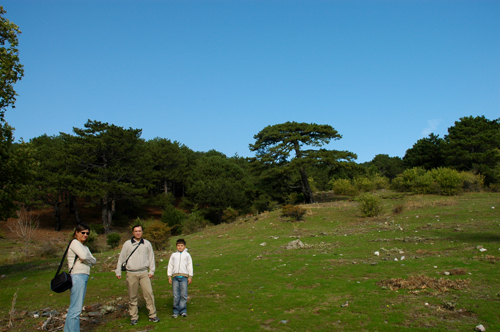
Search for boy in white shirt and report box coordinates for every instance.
[167,239,193,318]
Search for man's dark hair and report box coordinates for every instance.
[176,238,186,245]
[131,224,143,232]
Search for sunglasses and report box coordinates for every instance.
[81,231,90,235]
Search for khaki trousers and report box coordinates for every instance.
[126,271,156,320]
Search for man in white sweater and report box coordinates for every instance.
[167,238,193,318]
[115,225,160,325]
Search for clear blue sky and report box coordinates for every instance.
[3,0,499,162]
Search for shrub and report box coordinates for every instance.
[281,205,306,221]
[182,211,211,235]
[391,168,427,192]
[392,204,404,215]
[353,177,375,192]
[221,207,239,223]
[143,220,172,251]
[161,205,187,235]
[357,193,384,217]
[106,233,121,249]
[430,168,463,196]
[37,241,64,258]
[329,178,358,196]
[372,175,390,190]
[460,171,484,191]
[91,223,105,235]
[412,172,435,194]
[0,228,5,239]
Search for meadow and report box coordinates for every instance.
[0,191,499,331]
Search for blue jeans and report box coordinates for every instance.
[172,276,188,315]
[64,274,89,332]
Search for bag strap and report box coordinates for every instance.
[55,240,78,278]
[123,241,141,267]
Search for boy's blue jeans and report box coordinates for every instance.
[172,276,188,315]
[64,274,89,332]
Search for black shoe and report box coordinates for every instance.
[131,319,138,325]
[149,317,160,323]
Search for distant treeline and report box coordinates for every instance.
[1,116,498,232]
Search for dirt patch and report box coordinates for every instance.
[378,274,471,292]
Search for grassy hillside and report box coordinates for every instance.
[1,192,499,331]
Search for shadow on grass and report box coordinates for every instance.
[0,259,58,275]
[433,231,500,244]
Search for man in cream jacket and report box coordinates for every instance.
[116,225,160,325]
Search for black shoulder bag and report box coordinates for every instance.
[50,240,78,293]
[121,241,141,271]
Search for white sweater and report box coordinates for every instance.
[167,251,193,278]
[67,239,96,275]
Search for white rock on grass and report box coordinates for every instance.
[260,242,267,246]
[479,248,487,252]
[475,324,486,332]
[374,251,380,256]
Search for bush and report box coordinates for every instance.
[412,172,435,194]
[280,205,306,221]
[142,220,172,251]
[0,228,5,239]
[329,178,358,196]
[182,211,211,235]
[221,207,239,223]
[372,175,390,190]
[430,168,463,196]
[391,168,427,192]
[37,241,64,258]
[161,205,187,235]
[353,177,375,192]
[106,233,121,249]
[90,223,105,235]
[357,193,384,217]
[460,171,484,191]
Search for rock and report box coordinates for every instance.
[400,256,405,261]
[479,248,487,252]
[476,245,484,249]
[260,242,267,246]
[374,251,380,256]
[444,271,450,275]
[280,320,289,324]
[475,324,486,332]
[340,301,349,307]
[88,312,103,317]
[370,262,378,266]
[285,239,305,250]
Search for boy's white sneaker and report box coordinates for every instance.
[181,313,187,317]
[172,314,178,318]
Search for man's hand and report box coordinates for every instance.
[188,277,192,285]
[168,277,172,285]
[117,275,121,280]
[149,274,154,278]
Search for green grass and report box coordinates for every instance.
[1,192,499,331]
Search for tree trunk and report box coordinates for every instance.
[299,167,315,204]
[102,197,111,234]
[54,201,61,231]
[164,180,168,194]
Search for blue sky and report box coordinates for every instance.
[3,0,499,162]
